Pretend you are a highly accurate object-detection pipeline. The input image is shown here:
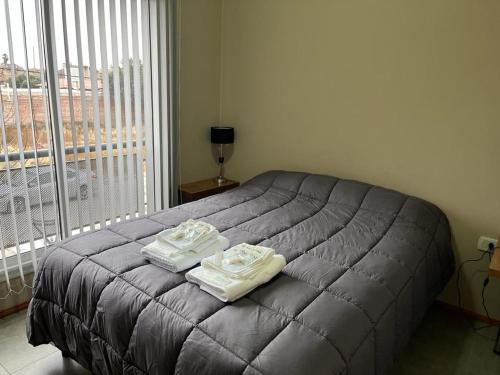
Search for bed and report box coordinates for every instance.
[27,170,454,375]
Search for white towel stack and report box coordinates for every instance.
[141,219,229,273]
[185,243,286,302]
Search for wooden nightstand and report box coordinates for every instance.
[488,239,500,354]
[180,178,239,203]
[488,246,500,278]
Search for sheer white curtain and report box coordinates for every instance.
[0,0,176,299]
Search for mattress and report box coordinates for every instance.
[27,171,454,375]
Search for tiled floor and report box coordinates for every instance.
[0,304,499,374]
[390,305,500,375]
[0,310,89,375]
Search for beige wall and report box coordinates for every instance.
[209,0,500,317]
[178,0,222,184]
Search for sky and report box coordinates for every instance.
[0,0,143,72]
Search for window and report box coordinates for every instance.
[0,0,176,296]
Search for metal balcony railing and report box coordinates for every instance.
[0,140,141,163]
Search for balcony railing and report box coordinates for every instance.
[0,140,141,163]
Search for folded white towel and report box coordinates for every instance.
[141,235,230,273]
[156,219,218,253]
[186,252,286,302]
[201,243,276,280]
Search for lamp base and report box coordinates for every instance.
[216,176,226,186]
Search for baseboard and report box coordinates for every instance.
[0,300,30,319]
[436,300,500,325]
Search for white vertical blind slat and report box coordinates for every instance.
[0,89,25,284]
[97,0,117,224]
[85,0,106,227]
[98,1,116,223]
[4,0,36,268]
[19,0,47,269]
[167,0,177,206]
[0,226,10,290]
[149,0,161,211]
[35,0,60,242]
[159,0,170,209]
[110,0,127,220]
[131,0,145,216]
[120,0,136,217]
[141,0,154,214]
[45,0,72,238]
[61,0,84,232]
[73,0,96,231]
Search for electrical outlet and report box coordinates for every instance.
[477,236,498,252]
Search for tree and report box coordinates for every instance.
[108,58,143,104]
[15,72,42,88]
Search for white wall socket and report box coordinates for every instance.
[477,236,498,252]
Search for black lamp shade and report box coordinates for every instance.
[211,127,234,144]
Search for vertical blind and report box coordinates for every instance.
[0,0,175,299]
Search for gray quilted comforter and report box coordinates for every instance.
[27,171,454,375]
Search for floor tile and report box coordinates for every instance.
[0,310,29,339]
[0,311,57,373]
[12,352,91,375]
[390,305,500,375]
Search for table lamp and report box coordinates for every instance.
[211,126,234,185]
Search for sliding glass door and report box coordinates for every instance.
[45,0,154,233]
[0,0,175,296]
